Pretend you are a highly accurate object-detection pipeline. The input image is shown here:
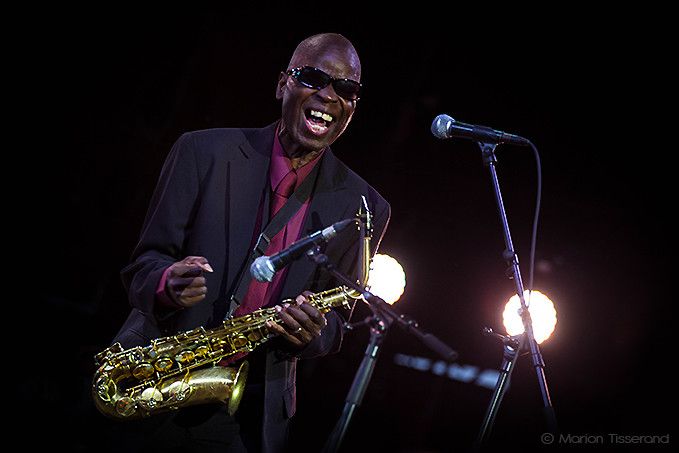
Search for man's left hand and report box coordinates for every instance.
[266,291,328,349]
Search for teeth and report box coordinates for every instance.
[310,110,334,123]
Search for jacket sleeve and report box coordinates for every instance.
[120,133,201,320]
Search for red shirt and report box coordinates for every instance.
[262,129,324,307]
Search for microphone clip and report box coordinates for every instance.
[482,327,522,351]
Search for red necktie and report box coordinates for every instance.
[220,171,298,366]
[232,170,298,317]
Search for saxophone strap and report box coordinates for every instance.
[226,159,322,318]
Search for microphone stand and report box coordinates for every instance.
[475,142,557,446]
[323,312,387,453]
[308,248,458,453]
[475,328,524,447]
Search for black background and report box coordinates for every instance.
[33,9,672,452]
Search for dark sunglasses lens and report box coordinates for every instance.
[333,80,361,100]
[297,67,331,89]
[294,67,361,100]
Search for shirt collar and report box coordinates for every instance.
[270,125,325,191]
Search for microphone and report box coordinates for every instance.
[431,114,530,146]
[250,218,356,282]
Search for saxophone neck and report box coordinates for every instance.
[356,195,373,288]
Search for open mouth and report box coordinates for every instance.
[304,108,334,135]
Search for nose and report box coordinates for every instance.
[315,83,340,102]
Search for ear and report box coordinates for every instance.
[275,71,287,100]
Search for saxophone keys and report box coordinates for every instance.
[115,396,137,417]
[175,350,196,365]
[246,330,264,341]
[132,363,155,380]
[167,380,192,402]
[140,387,163,408]
[127,349,144,364]
[194,345,210,358]
[95,375,116,402]
[93,342,123,366]
[154,357,174,372]
[231,335,248,348]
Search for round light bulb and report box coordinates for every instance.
[502,290,557,344]
[367,254,406,304]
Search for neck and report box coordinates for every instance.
[289,149,323,170]
[278,127,324,170]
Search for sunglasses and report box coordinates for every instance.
[286,66,362,101]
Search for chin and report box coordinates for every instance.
[300,137,331,154]
[296,128,335,151]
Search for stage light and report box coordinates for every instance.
[367,253,406,304]
[502,290,557,344]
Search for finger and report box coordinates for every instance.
[295,294,308,305]
[294,302,325,325]
[298,303,327,328]
[176,293,207,307]
[171,263,205,278]
[266,320,304,348]
[276,305,315,342]
[179,285,207,298]
[285,305,322,338]
[184,256,214,272]
[170,276,206,289]
[294,290,315,305]
[195,262,214,273]
[275,305,303,331]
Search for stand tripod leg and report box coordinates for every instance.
[475,340,520,448]
[322,321,386,453]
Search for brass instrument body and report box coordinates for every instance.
[94,200,374,421]
[93,287,357,420]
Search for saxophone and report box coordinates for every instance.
[92,200,373,421]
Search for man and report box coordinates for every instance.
[112,33,390,452]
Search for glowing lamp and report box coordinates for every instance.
[502,290,557,344]
[366,254,406,304]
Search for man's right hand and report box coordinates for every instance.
[165,256,213,308]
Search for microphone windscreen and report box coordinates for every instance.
[431,114,454,139]
[250,256,274,282]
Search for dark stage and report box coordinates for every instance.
[33,11,672,452]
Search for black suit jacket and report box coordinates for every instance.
[114,122,390,452]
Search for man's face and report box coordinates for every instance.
[277,46,361,154]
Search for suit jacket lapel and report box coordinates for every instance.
[225,123,276,293]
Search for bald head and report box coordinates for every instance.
[288,33,361,81]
